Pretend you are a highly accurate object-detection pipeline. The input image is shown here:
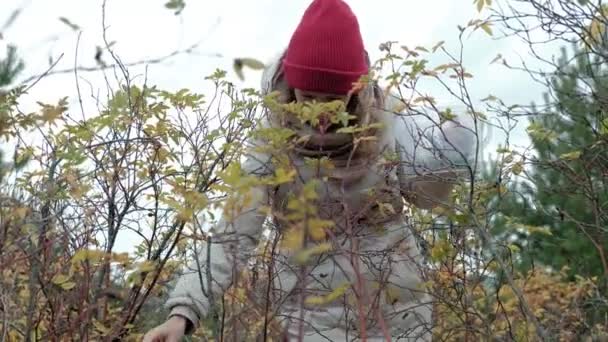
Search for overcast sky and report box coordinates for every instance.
[2,0,552,114]
[1,0,558,252]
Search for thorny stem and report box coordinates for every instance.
[342,141,369,341]
[297,212,310,342]
[262,234,280,342]
[467,209,549,341]
[25,155,60,342]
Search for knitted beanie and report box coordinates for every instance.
[282,0,368,95]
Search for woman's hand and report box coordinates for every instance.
[142,315,188,342]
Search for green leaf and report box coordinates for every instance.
[233,58,265,80]
[439,108,456,123]
[239,57,265,70]
[490,54,503,64]
[521,224,552,236]
[600,117,608,135]
[165,0,186,15]
[431,40,445,53]
[58,17,80,31]
[334,111,356,127]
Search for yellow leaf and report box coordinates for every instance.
[511,162,523,175]
[282,228,304,250]
[318,156,335,170]
[507,244,520,253]
[60,281,77,290]
[302,180,320,200]
[480,22,493,36]
[177,206,194,222]
[218,162,244,186]
[154,147,170,163]
[273,167,297,184]
[305,282,350,306]
[51,274,71,285]
[183,190,208,210]
[37,98,68,123]
[560,150,582,160]
[112,252,131,265]
[93,319,111,335]
[14,207,29,219]
[430,238,453,262]
[70,183,91,199]
[308,218,333,241]
[52,274,77,290]
[232,287,247,302]
[294,243,332,264]
[384,285,402,304]
[71,249,106,264]
[392,101,407,113]
[377,202,396,216]
[138,260,156,273]
[419,280,435,290]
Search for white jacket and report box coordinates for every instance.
[164,51,476,341]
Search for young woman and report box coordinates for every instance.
[144,0,475,340]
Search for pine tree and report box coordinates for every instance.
[492,44,608,283]
[0,44,24,88]
[0,43,25,180]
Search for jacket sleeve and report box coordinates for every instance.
[164,51,288,333]
[163,155,272,334]
[386,94,477,209]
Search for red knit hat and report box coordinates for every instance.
[282,0,368,95]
